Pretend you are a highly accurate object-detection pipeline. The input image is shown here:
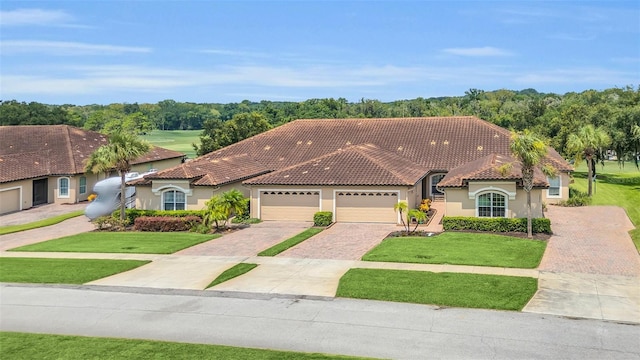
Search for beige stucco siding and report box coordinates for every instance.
[541,172,570,205]
[0,179,32,213]
[135,180,247,211]
[444,182,544,218]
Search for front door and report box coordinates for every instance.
[32,178,48,206]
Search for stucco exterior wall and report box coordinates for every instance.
[130,157,184,174]
[444,182,544,218]
[541,172,570,205]
[135,180,248,211]
[0,179,33,214]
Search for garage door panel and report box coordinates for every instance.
[336,192,397,223]
[260,191,319,221]
[0,188,21,215]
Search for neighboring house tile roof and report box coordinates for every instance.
[0,125,184,183]
[137,116,572,187]
[244,144,429,186]
[135,153,271,187]
[438,153,550,188]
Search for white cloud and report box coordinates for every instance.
[514,68,635,85]
[199,49,271,58]
[0,40,151,55]
[442,46,514,57]
[0,8,76,27]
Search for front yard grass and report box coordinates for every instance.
[258,227,324,256]
[362,232,546,268]
[0,332,370,360]
[207,263,258,288]
[0,258,149,284]
[337,268,537,311]
[571,161,640,252]
[0,210,84,235]
[8,232,219,254]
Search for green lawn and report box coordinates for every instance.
[337,268,537,311]
[258,228,324,256]
[207,263,258,288]
[0,210,84,235]
[0,332,370,360]
[362,232,546,268]
[141,130,201,159]
[571,160,640,251]
[9,232,218,254]
[0,258,149,284]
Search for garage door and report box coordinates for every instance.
[335,191,398,223]
[0,188,21,215]
[260,191,320,221]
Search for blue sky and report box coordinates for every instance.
[1,1,638,105]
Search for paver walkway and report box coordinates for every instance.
[278,223,397,260]
[0,216,95,251]
[0,202,88,226]
[524,205,640,323]
[175,221,310,256]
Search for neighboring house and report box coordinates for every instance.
[0,125,185,215]
[131,117,572,223]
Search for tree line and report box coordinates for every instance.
[1,86,639,162]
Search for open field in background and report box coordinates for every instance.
[142,130,201,159]
[571,160,640,251]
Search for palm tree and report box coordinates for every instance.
[203,189,249,230]
[393,201,408,234]
[85,131,151,221]
[566,125,611,197]
[499,130,555,239]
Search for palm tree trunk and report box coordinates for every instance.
[119,171,126,221]
[587,157,593,196]
[526,190,532,239]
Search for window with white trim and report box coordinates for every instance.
[163,190,185,210]
[79,176,87,194]
[58,177,70,198]
[547,176,561,197]
[477,192,506,217]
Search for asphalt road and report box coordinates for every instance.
[1,284,638,359]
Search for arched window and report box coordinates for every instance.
[163,190,185,210]
[58,177,70,198]
[477,192,506,218]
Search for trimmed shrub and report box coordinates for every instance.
[313,211,333,227]
[134,216,202,232]
[442,216,551,234]
[93,216,130,231]
[119,209,206,224]
[557,187,591,207]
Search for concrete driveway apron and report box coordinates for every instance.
[524,206,640,323]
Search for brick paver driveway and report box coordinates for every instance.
[175,221,310,256]
[539,205,640,276]
[278,223,397,260]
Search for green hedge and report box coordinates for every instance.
[313,211,333,227]
[116,209,206,224]
[442,216,551,234]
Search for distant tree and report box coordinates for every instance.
[566,125,611,196]
[195,112,271,156]
[84,131,151,221]
[499,130,556,239]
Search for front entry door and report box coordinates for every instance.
[32,178,48,206]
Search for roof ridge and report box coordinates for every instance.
[353,144,422,184]
[63,125,77,173]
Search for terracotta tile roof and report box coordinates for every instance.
[137,153,271,186]
[139,116,572,187]
[132,146,184,165]
[244,144,429,186]
[438,153,549,188]
[0,125,183,183]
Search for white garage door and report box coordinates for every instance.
[260,191,320,221]
[0,188,21,215]
[335,191,398,223]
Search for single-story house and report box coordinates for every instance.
[131,117,573,223]
[0,125,185,215]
